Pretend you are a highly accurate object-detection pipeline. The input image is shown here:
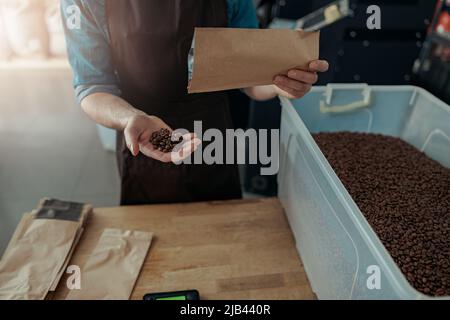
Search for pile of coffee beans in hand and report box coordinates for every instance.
[150,128,183,153]
[313,132,450,297]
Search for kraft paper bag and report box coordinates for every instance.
[1,212,35,259]
[188,28,320,93]
[0,199,92,299]
[37,199,91,293]
[0,216,81,300]
[65,228,153,300]
[48,227,84,292]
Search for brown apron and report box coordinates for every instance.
[106,0,242,205]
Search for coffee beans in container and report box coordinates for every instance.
[150,128,183,153]
[313,132,450,297]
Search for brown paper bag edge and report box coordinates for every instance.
[46,205,92,293]
[0,219,82,300]
[0,199,92,299]
[65,228,153,300]
[188,28,320,93]
[1,210,91,299]
[1,212,35,260]
[2,200,90,260]
[33,219,84,299]
[65,233,152,300]
[189,29,319,92]
[39,199,92,293]
[48,227,85,292]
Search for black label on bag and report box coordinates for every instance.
[35,199,83,222]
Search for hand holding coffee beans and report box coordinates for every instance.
[150,128,183,153]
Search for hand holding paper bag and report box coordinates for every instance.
[188,28,322,95]
[271,59,329,99]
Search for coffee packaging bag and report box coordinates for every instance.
[65,228,153,300]
[0,216,81,299]
[0,199,91,299]
[188,28,320,93]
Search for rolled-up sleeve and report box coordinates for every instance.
[61,0,120,103]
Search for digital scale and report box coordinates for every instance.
[143,290,200,301]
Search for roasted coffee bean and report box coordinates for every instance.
[313,132,450,297]
[150,128,183,153]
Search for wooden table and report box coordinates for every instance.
[52,197,314,300]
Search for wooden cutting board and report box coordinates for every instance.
[50,197,314,300]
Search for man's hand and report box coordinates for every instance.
[80,93,200,163]
[273,60,329,99]
[124,114,200,163]
[242,60,329,101]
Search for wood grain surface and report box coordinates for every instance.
[51,197,314,300]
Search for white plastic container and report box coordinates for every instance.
[278,84,450,300]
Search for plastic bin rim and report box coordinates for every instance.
[310,84,449,112]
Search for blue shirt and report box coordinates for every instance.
[61,0,259,103]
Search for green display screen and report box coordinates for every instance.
[156,295,187,300]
